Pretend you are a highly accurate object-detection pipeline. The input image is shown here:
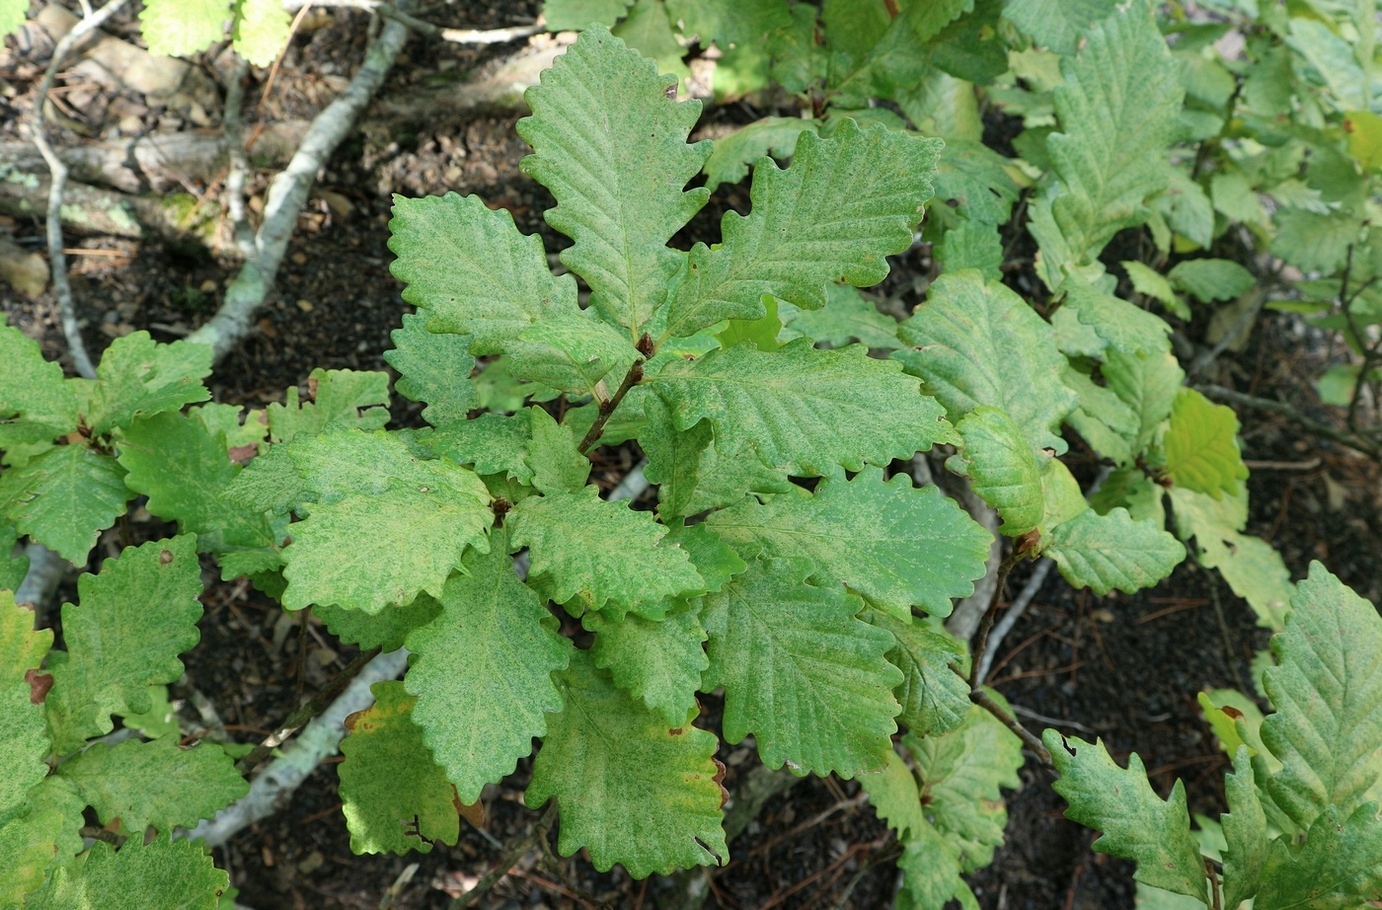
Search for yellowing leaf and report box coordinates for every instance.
[1162,388,1249,500]
[339,681,461,855]
[526,651,727,877]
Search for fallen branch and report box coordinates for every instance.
[235,645,383,775]
[185,2,415,362]
[180,647,409,848]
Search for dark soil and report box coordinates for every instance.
[4,4,1381,909]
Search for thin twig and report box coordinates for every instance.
[975,557,1053,686]
[450,803,559,909]
[1338,244,1382,431]
[577,358,645,454]
[236,645,382,774]
[1195,383,1381,460]
[961,677,1055,771]
[27,0,135,380]
[968,548,1022,690]
[219,56,256,259]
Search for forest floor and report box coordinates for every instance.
[3,3,1381,908]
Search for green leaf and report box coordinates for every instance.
[0,445,132,564]
[1104,347,1185,454]
[1039,457,1089,538]
[639,394,793,520]
[895,827,976,910]
[895,270,1078,453]
[527,407,590,496]
[663,119,941,339]
[543,0,634,31]
[57,735,247,834]
[861,745,929,841]
[1002,0,1116,53]
[0,777,85,905]
[1061,279,1171,356]
[421,412,535,484]
[139,0,230,58]
[0,526,29,592]
[233,430,492,614]
[586,605,708,725]
[1037,0,1183,268]
[702,118,819,193]
[1155,167,1215,250]
[1269,207,1362,274]
[88,333,212,436]
[1124,260,1180,310]
[44,537,203,754]
[338,681,461,855]
[1172,487,1293,630]
[403,539,570,804]
[384,314,477,427]
[526,651,727,877]
[232,0,291,66]
[505,311,640,395]
[117,410,277,554]
[949,406,1044,536]
[117,684,179,740]
[1045,731,1209,902]
[192,403,268,454]
[611,0,688,78]
[1286,17,1367,112]
[665,0,791,48]
[389,193,578,352]
[1260,564,1382,832]
[1162,389,1248,500]
[779,284,902,351]
[1255,803,1382,909]
[1221,747,1267,909]
[906,699,1023,870]
[0,596,50,825]
[519,25,709,333]
[266,368,390,445]
[715,297,784,352]
[1045,507,1185,595]
[708,467,991,619]
[934,219,1005,282]
[866,610,970,737]
[0,0,26,37]
[22,834,228,910]
[509,486,704,618]
[1168,259,1256,304]
[1345,110,1382,172]
[654,339,955,476]
[701,557,902,777]
[663,522,747,593]
[931,139,1021,226]
[317,593,441,652]
[0,320,78,438]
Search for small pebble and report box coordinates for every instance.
[296,299,314,312]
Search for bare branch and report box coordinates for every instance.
[27,0,136,380]
[186,4,415,362]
